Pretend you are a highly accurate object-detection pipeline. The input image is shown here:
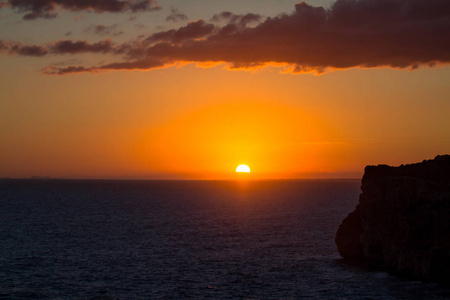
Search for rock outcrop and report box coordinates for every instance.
[335,155,450,286]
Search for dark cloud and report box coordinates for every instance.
[145,20,215,44]
[7,0,160,20]
[50,39,115,54]
[41,65,91,75]
[0,41,48,56]
[210,11,262,27]
[165,7,188,22]
[128,0,157,12]
[41,57,166,74]
[2,0,450,75]
[0,39,116,56]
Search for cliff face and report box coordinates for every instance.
[335,155,450,286]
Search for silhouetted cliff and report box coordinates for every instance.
[335,155,450,286]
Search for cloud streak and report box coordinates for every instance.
[86,24,124,36]
[145,20,215,44]
[0,39,116,56]
[165,7,188,22]
[4,0,160,19]
[2,0,450,74]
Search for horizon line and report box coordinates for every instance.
[0,177,361,181]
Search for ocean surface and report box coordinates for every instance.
[0,179,448,299]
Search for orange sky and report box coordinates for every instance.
[0,1,449,179]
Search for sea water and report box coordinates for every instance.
[0,179,447,299]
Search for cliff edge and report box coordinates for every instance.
[335,155,450,286]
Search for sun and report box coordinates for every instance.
[236,164,251,173]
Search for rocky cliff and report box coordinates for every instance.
[335,155,450,286]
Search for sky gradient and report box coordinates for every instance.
[1,0,449,179]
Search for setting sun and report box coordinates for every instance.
[236,164,251,173]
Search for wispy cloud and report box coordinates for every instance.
[0,39,115,56]
[86,24,124,36]
[3,0,160,20]
[165,7,188,22]
[210,11,262,26]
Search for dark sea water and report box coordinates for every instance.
[0,179,448,299]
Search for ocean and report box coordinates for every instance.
[0,179,447,299]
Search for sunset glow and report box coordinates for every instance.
[0,0,449,180]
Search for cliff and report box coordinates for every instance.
[335,155,450,286]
